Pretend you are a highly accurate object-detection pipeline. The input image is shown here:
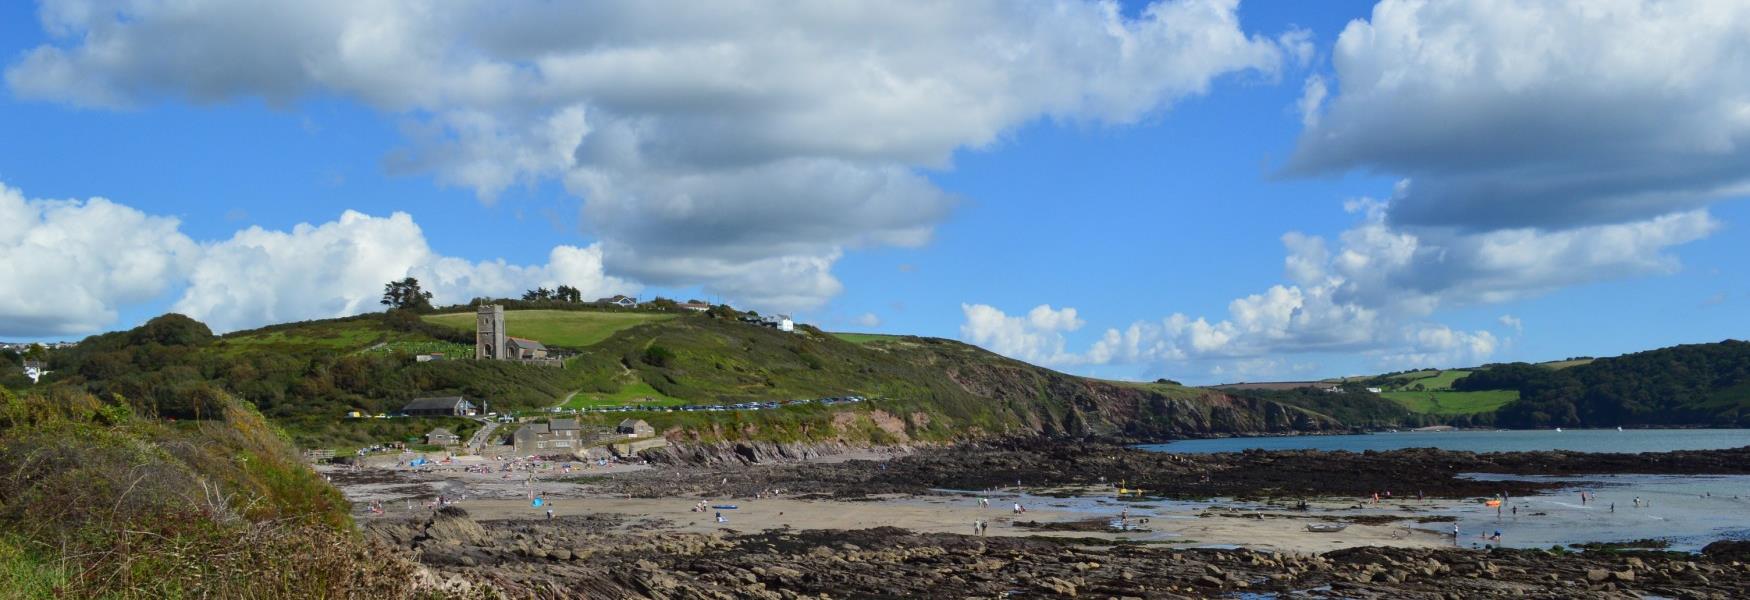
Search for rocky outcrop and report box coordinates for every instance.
[635,439,922,467]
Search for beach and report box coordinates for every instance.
[331,441,1750,598]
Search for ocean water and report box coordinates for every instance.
[1439,474,1750,551]
[1134,429,1750,550]
[1139,428,1750,455]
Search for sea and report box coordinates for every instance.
[1138,428,1750,454]
[1139,429,1750,551]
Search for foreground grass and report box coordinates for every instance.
[0,388,421,598]
[423,309,675,348]
[1380,389,1519,415]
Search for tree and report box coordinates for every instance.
[555,285,582,303]
[521,287,554,301]
[380,277,434,312]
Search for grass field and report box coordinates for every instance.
[560,381,690,408]
[831,332,906,345]
[1379,389,1519,415]
[1539,359,1596,369]
[1397,370,1471,391]
[423,309,675,348]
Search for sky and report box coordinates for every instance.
[1,0,1746,384]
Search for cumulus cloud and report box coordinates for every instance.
[175,212,636,332]
[0,183,200,336]
[959,304,1086,366]
[1288,0,1750,231]
[8,0,1291,311]
[0,180,634,336]
[967,191,1714,377]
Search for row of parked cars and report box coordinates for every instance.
[566,395,868,414]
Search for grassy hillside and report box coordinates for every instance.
[1365,369,1520,416]
[0,388,414,597]
[422,309,674,348]
[1378,389,1519,415]
[27,309,1449,452]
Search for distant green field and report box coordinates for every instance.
[1539,359,1595,369]
[561,381,690,409]
[831,332,906,345]
[1399,370,1471,391]
[1379,390,1519,415]
[423,309,675,348]
[1386,369,1440,381]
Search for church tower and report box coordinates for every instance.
[476,304,506,360]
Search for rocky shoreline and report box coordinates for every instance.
[372,507,1750,599]
[606,441,1750,500]
[344,441,1750,598]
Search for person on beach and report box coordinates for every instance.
[1610,502,1615,512]
[715,511,727,524]
[1452,523,1460,546]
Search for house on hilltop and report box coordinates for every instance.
[677,301,711,312]
[595,295,637,308]
[401,396,478,417]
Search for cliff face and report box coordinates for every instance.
[938,355,1341,441]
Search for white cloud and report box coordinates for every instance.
[1498,314,1523,333]
[8,0,1291,311]
[959,303,1085,366]
[176,212,636,333]
[854,313,882,328]
[1289,0,1750,230]
[0,180,634,336]
[969,191,1714,378]
[0,183,200,336]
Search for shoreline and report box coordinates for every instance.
[332,441,1750,598]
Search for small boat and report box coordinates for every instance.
[1555,427,1563,432]
[711,505,739,510]
[1617,426,1624,431]
[1305,523,1348,533]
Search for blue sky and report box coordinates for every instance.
[1,1,1745,383]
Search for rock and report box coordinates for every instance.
[1197,575,1224,588]
[1586,569,1610,583]
[1625,557,1645,570]
[1038,577,1077,596]
[1612,570,1635,582]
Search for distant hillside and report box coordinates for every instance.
[1459,340,1750,428]
[23,308,1430,450]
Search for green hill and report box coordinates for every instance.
[27,309,1425,450]
[1461,340,1750,427]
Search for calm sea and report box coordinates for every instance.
[1140,428,1750,454]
